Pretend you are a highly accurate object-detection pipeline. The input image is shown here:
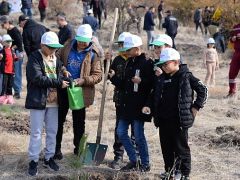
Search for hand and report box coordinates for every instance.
[154,67,163,77]
[191,107,198,118]
[74,78,85,86]
[0,54,3,60]
[108,69,115,79]
[132,76,141,84]
[63,70,71,78]
[232,36,237,41]
[142,107,151,115]
[61,81,69,88]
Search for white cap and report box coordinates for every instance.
[116,32,131,43]
[75,24,93,42]
[151,34,173,47]
[119,34,142,52]
[157,48,180,65]
[207,38,215,44]
[2,34,12,42]
[41,31,63,48]
[87,9,93,14]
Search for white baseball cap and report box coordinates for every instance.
[207,38,215,44]
[75,24,93,42]
[41,31,63,48]
[119,34,142,52]
[156,48,180,65]
[2,34,13,42]
[115,32,131,43]
[87,9,93,14]
[150,34,173,47]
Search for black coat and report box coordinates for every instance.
[25,50,64,110]
[162,15,178,36]
[151,64,208,128]
[90,0,105,13]
[110,53,155,122]
[58,24,75,45]
[143,10,155,31]
[21,0,32,9]
[7,27,24,52]
[22,19,48,57]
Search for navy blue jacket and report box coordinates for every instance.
[21,0,32,9]
[143,11,155,31]
[83,15,99,32]
[162,15,178,36]
[58,24,75,45]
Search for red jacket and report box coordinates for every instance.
[231,24,240,52]
[38,0,48,9]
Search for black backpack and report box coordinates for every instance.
[0,2,10,15]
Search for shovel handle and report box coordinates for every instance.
[96,8,119,144]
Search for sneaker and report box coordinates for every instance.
[181,175,190,180]
[109,158,123,170]
[43,157,59,171]
[160,172,174,180]
[13,93,20,99]
[6,95,14,104]
[175,170,182,180]
[140,164,151,172]
[28,160,38,176]
[53,150,63,160]
[224,92,236,99]
[0,95,7,104]
[120,161,137,172]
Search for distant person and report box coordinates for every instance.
[202,6,211,35]
[203,38,219,87]
[0,16,24,99]
[162,10,178,49]
[126,3,143,34]
[38,0,48,22]
[21,0,33,18]
[0,34,17,105]
[90,0,105,29]
[213,28,226,54]
[19,15,48,57]
[157,0,164,29]
[81,0,91,16]
[193,7,204,34]
[56,12,75,45]
[143,6,155,49]
[83,9,99,35]
[226,23,240,97]
[25,31,69,176]
[0,0,11,15]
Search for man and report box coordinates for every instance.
[90,0,105,29]
[143,6,155,49]
[81,0,91,16]
[54,24,102,159]
[38,0,48,22]
[19,15,48,57]
[227,23,240,97]
[0,16,24,99]
[83,9,99,35]
[21,0,33,18]
[157,0,164,30]
[0,0,11,15]
[193,7,204,34]
[162,10,178,49]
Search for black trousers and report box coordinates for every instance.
[1,73,13,96]
[39,8,46,22]
[94,9,102,28]
[195,22,204,34]
[113,107,135,160]
[55,89,86,153]
[159,122,191,176]
[167,33,177,49]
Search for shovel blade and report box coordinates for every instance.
[84,143,108,165]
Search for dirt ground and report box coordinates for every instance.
[0,3,240,180]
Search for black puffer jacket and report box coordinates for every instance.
[22,19,48,57]
[162,15,178,36]
[153,64,208,128]
[25,50,64,110]
[110,53,155,122]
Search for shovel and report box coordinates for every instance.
[84,8,119,166]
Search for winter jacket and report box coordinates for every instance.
[110,53,155,122]
[83,15,99,32]
[38,0,48,9]
[151,64,208,128]
[162,15,178,36]
[58,24,75,45]
[0,48,17,74]
[90,0,105,13]
[202,9,211,26]
[56,40,102,107]
[22,19,48,57]
[193,9,202,23]
[25,50,64,109]
[213,32,226,53]
[7,27,23,52]
[21,0,32,9]
[143,10,155,31]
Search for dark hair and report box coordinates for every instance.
[149,6,154,10]
[56,12,66,20]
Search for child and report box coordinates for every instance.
[203,38,219,87]
[25,31,69,176]
[0,34,17,104]
[109,34,155,172]
[143,48,208,180]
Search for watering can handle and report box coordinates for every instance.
[96,8,119,145]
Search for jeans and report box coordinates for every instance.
[21,8,33,18]
[117,119,149,166]
[146,30,154,49]
[13,58,23,94]
[28,108,58,162]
